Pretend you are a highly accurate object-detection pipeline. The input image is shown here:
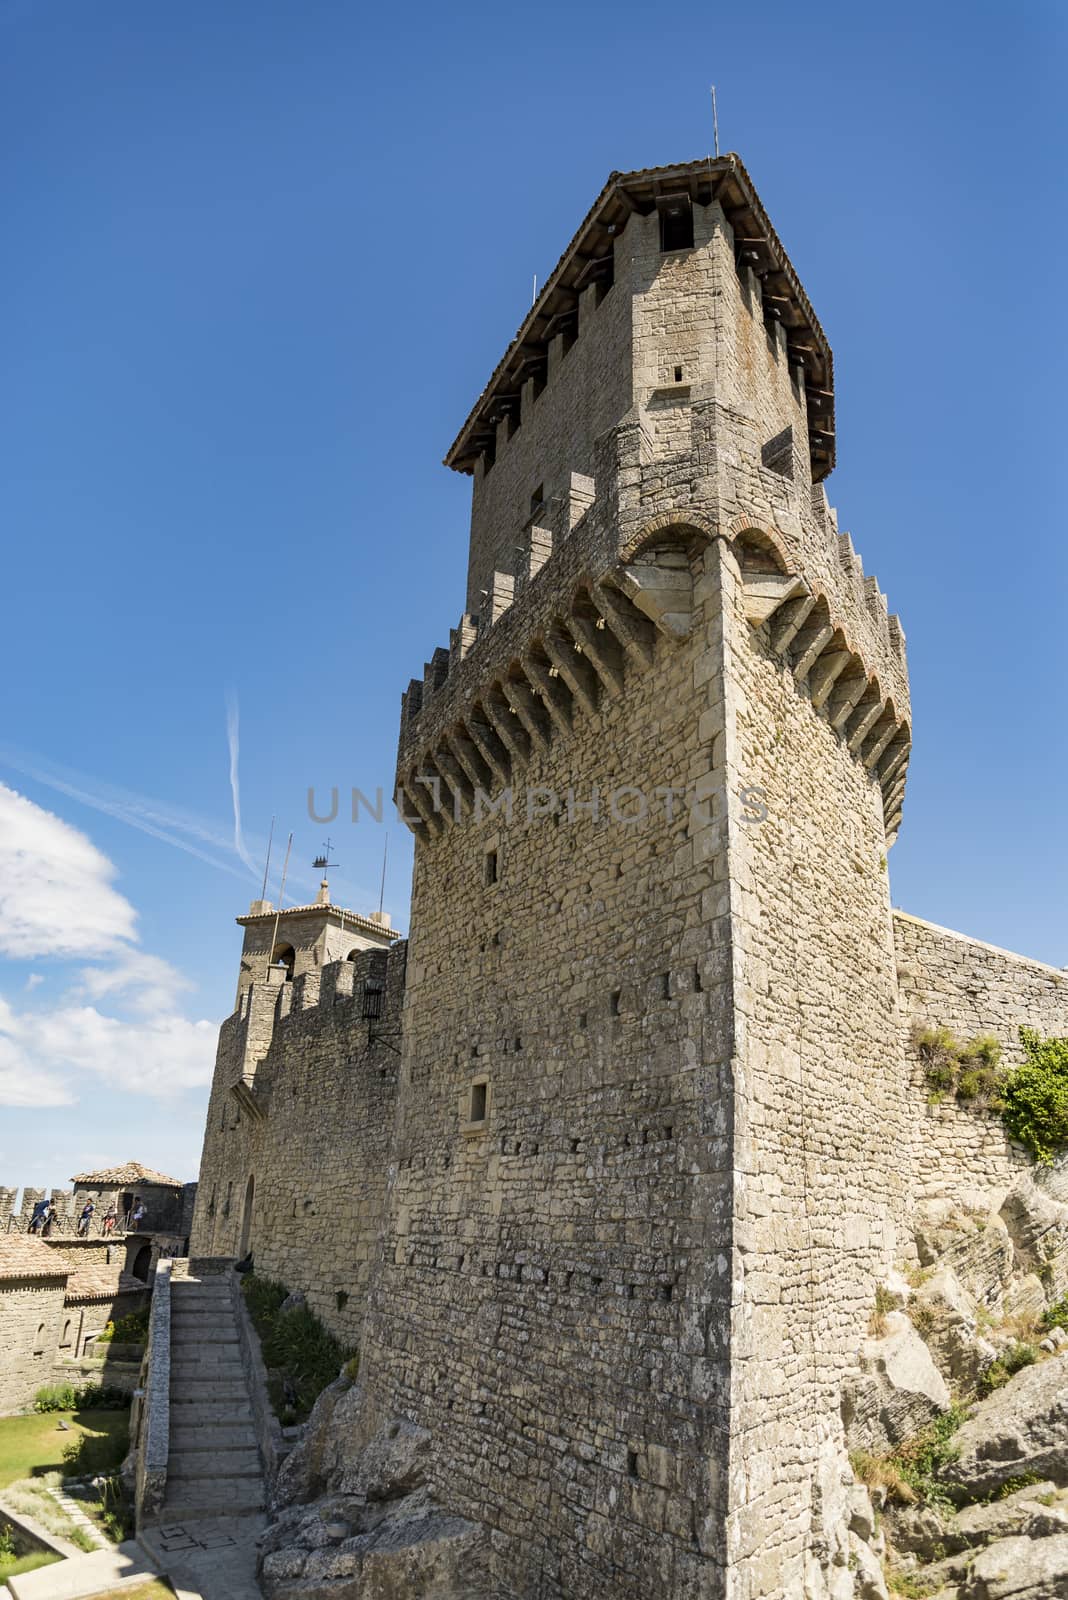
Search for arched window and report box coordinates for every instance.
[345,948,362,962]
[60,1318,73,1348]
[271,942,295,980]
[33,1322,47,1354]
[131,1243,152,1282]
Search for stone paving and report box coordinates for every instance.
[140,1513,266,1600]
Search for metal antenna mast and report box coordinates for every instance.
[378,833,389,919]
[266,832,293,976]
[260,816,275,901]
[711,84,720,157]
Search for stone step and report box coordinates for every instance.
[171,1355,244,1372]
[170,1379,249,1403]
[168,1447,262,1479]
[162,1478,266,1518]
[168,1399,253,1425]
[171,1329,240,1345]
[171,1421,258,1451]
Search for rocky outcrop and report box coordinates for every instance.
[962,1530,1068,1598]
[260,1377,494,1599]
[842,1313,950,1451]
[942,1355,1068,1499]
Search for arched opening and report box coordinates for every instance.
[239,1174,255,1258]
[271,943,295,980]
[131,1243,152,1282]
[33,1322,47,1355]
[345,948,362,961]
[60,1318,73,1348]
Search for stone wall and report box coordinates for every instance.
[189,945,405,1348]
[894,911,1068,1207]
[0,1277,67,1414]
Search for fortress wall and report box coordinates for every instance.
[190,947,404,1346]
[363,548,736,1600]
[715,538,909,1595]
[893,911,1068,1206]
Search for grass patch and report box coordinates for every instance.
[851,1406,969,1511]
[241,1273,355,1425]
[977,1341,1037,1397]
[914,1025,1004,1109]
[1040,1294,1068,1331]
[0,1410,128,1490]
[0,1547,61,1583]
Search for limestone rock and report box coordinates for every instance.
[999,1172,1068,1279]
[847,1532,888,1600]
[843,1312,951,1451]
[942,1354,1068,1498]
[961,1531,1068,1598]
[910,1267,996,1390]
[276,1374,358,1505]
[1000,1273,1047,1324]
[260,1485,494,1600]
[280,1289,308,1315]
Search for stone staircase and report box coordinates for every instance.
[164,1274,266,1521]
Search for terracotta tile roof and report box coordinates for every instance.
[69,1161,184,1188]
[64,1265,145,1303]
[0,1235,69,1282]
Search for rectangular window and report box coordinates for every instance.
[529,484,545,520]
[658,195,694,253]
[484,848,498,886]
[469,1081,488,1123]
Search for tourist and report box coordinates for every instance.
[28,1198,49,1234]
[102,1205,117,1236]
[77,1199,95,1237]
[131,1200,147,1231]
[41,1204,57,1238]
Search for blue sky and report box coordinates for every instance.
[0,0,1064,1188]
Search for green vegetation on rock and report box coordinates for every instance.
[241,1273,354,1425]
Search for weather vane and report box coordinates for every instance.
[313,837,339,880]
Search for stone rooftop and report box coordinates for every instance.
[0,1234,69,1281]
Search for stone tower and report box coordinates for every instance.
[360,155,914,1599]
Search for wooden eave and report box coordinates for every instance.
[445,153,836,482]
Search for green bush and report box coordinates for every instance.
[241,1274,354,1425]
[61,1418,129,1478]
[95,1306,150,1346]
[914,1027,1004,1110]
[979,1341,1037,1397]
[1040,1294,1068,1331]
[1000,1029,1068,1164]
[34,1381,128,1413]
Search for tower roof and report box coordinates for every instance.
[445,153,835,481]
[236,901,401,940]
[70,1161,184,1188]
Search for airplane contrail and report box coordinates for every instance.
[225,691,258,877]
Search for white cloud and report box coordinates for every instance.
[73,951,193,1016]
[0,1001,216,1100]
[0,783,138,958]
[0,784,220,1110]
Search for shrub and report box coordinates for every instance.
[914,1027,1004,1110]
[979,1341,1037,1396]
[241,1273,354,1425]
[61,1418,129,1478]
[95,1306,150,1346]
[1040,1294,1068,1331]
[34,1381,128,1413]
[1000,1029,1068,1164]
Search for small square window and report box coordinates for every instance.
[469,1081,488,1124]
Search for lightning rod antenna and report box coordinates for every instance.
[711,84,720,158]
[378,833,389,919]
[266,832,293,977]
[260,816,275,901]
